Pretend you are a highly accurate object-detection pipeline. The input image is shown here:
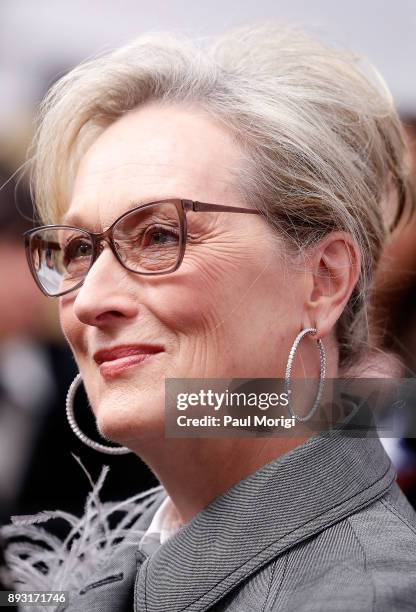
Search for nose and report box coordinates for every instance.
[72,246,139,327]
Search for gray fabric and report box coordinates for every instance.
[54,416,416,611]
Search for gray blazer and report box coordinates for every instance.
[52,424,416,612]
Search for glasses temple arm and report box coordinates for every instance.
[183,200,261,215]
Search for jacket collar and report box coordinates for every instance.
[135,404,395,612]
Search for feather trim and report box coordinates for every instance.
[0,456,162,610]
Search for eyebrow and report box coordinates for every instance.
[61,197,165,228]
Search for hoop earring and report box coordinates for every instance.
[285,328,326,422]
[66,373,132,455]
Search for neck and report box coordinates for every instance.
[134,358,340,524]
[133,435,310,524]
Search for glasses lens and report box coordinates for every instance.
[113,201,182,273]
[28,227,93,296]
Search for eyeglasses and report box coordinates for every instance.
[24,198,262,297]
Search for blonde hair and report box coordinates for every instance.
[29,24,414,371]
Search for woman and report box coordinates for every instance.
[2,24,416,611]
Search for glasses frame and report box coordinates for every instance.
[23,198,262,297]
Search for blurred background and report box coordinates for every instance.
[0,0,416,591]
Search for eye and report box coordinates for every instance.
[63,237,92,267]
[142,224,180,246]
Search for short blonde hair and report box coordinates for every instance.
[29,24,414,371]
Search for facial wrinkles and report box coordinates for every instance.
[63,108,282,385]
[167,243,278,378]
[185,220,274,290]
[71,155,241,231]
[173,257,275,378]
[68,166,170,229]
[61,205,276,369]
[195,232,278,344]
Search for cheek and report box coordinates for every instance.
[148,247,253,337]
[149,240,297,360]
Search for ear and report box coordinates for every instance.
[302,231,361,339]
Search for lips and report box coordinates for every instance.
[93,344,164,366]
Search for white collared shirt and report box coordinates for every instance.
[139,495,183,551]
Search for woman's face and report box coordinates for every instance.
[60,103,309,444]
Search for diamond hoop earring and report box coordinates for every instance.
[66,373,132,455]
[285,328,326,422]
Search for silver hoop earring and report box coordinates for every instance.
[285,328,326,422]
[66,373,132,455]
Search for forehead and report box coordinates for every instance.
[65,103,245,229]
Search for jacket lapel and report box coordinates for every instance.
[135,422,395,611]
